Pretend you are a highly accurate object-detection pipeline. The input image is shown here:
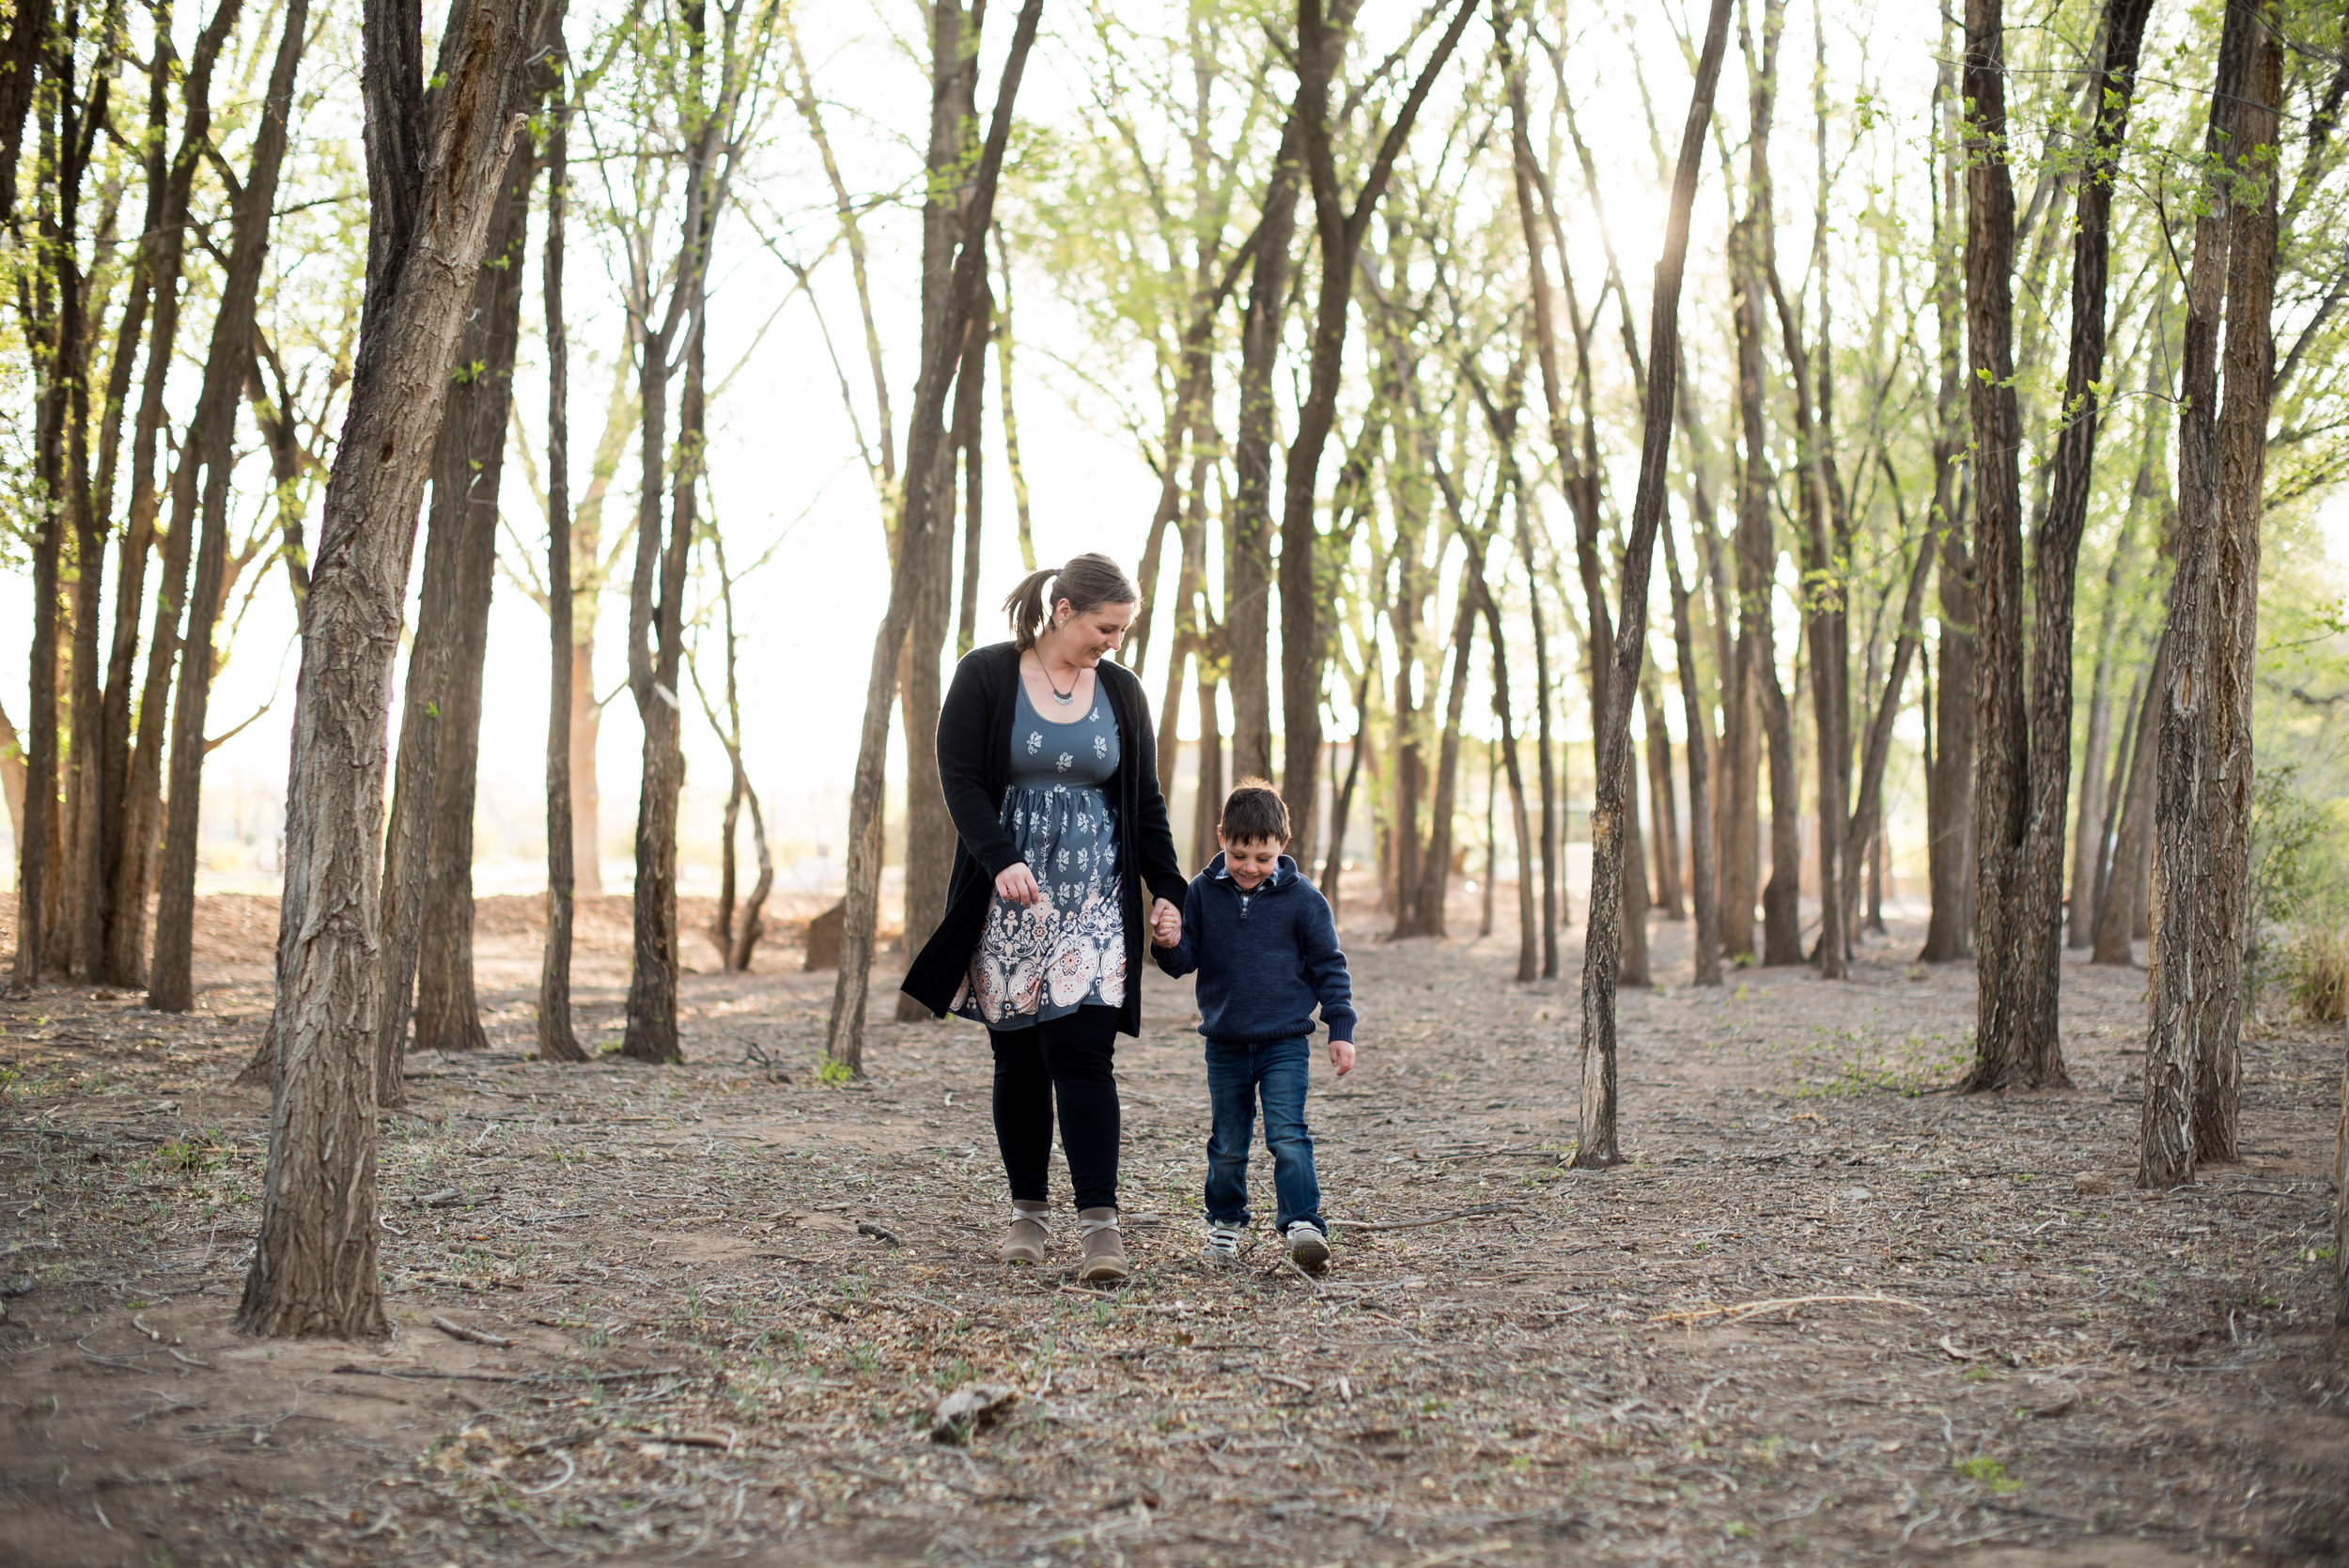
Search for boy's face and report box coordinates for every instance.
[1218,833,1286,891]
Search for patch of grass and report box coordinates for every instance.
[817,1059,856,1089]
[1953,1455,2022,1494]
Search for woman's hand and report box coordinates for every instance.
[995,862,1044,908]
[1150,898,1182,948]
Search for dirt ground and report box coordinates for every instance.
[1,881,2344,1568]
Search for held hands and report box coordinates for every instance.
[1329,1039,1357,1077]
[994,862,1044,908]
[1150,898,1183,948]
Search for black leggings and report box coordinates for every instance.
[989,1006,1120,1211]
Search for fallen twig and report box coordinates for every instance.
[1329,1203,1527,1233]
[856,1221,902,1248]
[1649,1293,1927,1327]
[430,1314,515,1348]
[331,1363,678,1386]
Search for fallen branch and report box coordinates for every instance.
[1329,1203,1527,1233]
[430,1314,515,1348]
[331,1363,679,1385]
[1648,1293,1927,1327]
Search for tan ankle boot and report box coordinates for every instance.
[1076,1207,1128,1282]
[1000,1202,1049,1265]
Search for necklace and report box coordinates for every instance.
[1037,657,1080,705]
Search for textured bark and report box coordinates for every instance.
[238,0,540,1340]
[1572,0,1731,1168]
[1464,533,1537,985]
[892,0,977,1023]
[826,0,1044,1073]
[1967,0,2149,1093]
[538,70,583,1063]
[375,141,530,1086]
[2144,6,2267,1188]
[2193,28,2282,1166]
[148,0,307,1011]
[413,170,528,1057]
[1837,459,1939,951]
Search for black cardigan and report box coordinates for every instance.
[900,642,1188,1037]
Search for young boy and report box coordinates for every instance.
[1152,781,1357,1269]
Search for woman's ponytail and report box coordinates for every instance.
[1003,552,1139,651]
[1002,568,1059,650]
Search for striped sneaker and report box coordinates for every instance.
[1203,1221,1246,1265]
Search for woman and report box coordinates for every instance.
[902,553,1187,1281]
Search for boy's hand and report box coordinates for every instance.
[1150,897,1182,948]
[1329,1038,1356,1077]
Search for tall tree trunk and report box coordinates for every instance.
[538,61,583,1063]
[826,0,1044,1073]
[955,285,991,661]
[1283,0,1475,855]
[1513,489,1560,979]
[1324,666,1373,924]
[2069,451,2145,946]
[2187,23,2283,1166]
[2097,636,2163,963]
[414,157,529,1056]
[238,0,540,1340]
[1967,0,2150,1092]
[893,0,978,1022]
[1665,522,1720,985]
[1643,675,1683,920]
[1225,114,1299,785]
[148,0,307,1010]
[96,5,238,985]
[1411,573,1478,937]
[1572,0,1731,1166]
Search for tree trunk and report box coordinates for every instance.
[892,0,978,1022]
[1918,37,1975,966]
[1411,578,1478,938]
[2069,453,2145,947]
[537,66,583,1063]
[1324,666,1373,924]
[1225,113,1299,785]
[1572,0,1731,1166]
[238,0,539,1340]
[2191,24,2282,1166]
[148,0,307,1011]
[1966,0,2149,1093]
[1665,524,1720,985]
[414,157,528,1056]
[825,0,1044,1073]
[2096,637,2163,964]
[1643,675,1683,919]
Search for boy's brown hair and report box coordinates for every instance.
[1220,779,1290,845]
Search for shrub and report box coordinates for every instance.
[2295,924,2349,1024]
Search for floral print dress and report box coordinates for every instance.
[952,680,1125,1030]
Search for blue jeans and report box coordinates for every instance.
[1203,1034,1323,1234]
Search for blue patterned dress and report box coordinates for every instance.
[952,681,1125,1029]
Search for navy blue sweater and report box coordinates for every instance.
[1153,852,1358,1044]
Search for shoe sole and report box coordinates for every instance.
[1287,1232,1330,1268]
[1078,1261,1129,1282]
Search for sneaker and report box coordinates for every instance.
[1203,1221,1245,1265]
[1283,1220,1330,1269]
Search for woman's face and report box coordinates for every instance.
[1051,598,1138,664]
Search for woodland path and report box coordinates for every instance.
[0,887,2342,1566]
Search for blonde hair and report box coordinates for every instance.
[1002,552,1140,651]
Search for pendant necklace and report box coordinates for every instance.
[1039,656,1079,705]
